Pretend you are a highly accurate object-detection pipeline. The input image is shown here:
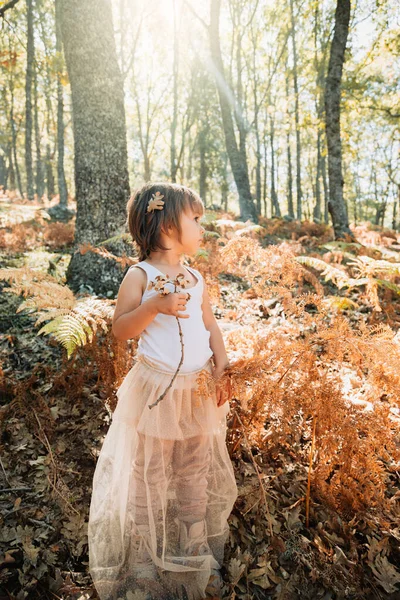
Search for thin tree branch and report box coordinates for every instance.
[0,0,21,18]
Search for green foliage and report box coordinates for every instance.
[37,297,113,359]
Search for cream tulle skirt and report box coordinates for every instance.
[88,354,238,600]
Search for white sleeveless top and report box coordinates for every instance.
[130,261,213,373]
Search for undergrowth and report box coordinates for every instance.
[1,212,400,598]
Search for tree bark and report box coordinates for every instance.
[325,0,353,238]
[198,127,207,203]
[33,59,45,201]
[8,38,23,197]
[313,6,323,223]
[269,114,281,217]
[38,6,56,199]
[55,0,68,208]
[251,28,261,215]
[285,73,294,219]
[60,0,131,295]
[209,0,257,222]
[314,130,322,222]
[321,146,329,223]
[289,0,302,221]
[25,0,34,200]
[171,0,179,182]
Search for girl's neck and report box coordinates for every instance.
[145,255,186,268]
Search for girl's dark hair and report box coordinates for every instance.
[126,182,204,261]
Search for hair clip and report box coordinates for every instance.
[147,191,165,213]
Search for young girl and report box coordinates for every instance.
[88,182,238,600]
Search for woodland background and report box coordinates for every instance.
[0,0,400,599]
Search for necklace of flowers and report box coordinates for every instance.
[147,272,192,409]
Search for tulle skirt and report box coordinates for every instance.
[88,354,238,600]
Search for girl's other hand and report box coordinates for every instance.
[212,366,232,407]
[154,292,190,319]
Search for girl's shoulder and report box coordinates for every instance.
[126,262,148,295]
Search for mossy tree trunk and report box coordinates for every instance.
[25,0,34,201]
[59,0,131,295]
[325,0,353,239]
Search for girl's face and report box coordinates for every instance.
[174,206,206,255]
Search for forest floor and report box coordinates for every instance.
[0,197,400,600]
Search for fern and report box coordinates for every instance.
[323,241,363,253]
[295,256,368,289]
[38,297,114,358]
[322,296,359,311]
[348,255,400,276]
[0,267,75,311]
[374,278,400,295]
[0,266,114,358]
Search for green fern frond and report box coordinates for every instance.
[323,241,362,253]
[375,278,400,295]
[38,297,114,358]
[322,296,359,311]
[194,248,210,260]
[97,232,132,246]
[203,230,220,239]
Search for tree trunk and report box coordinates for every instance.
[0,153,7,189]
[33,60,45,201]
[221,152,229,211]
[321,146,329,223]
[313,6,326,224]
[263,125,268,218]
[253,56,261,215]
[313,130,322,222]
[25,0,35,200]
[198,127,207,204]
[60,0,131,295]
[9,43,23,196]
[170,0,179,183]
[289,0,302,221]
[209,0,257,223]
[324,0,352,239]
[285,74,294,219]
[392,187,399,231]
[270,114,281,218]
[7,146,15,190]
[55,0,68,208]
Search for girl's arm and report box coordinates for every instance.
[201,282,231,406]
[201,281,229,371]
[112,268,159,341]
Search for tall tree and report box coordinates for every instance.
[285,72,294,219]
[7,37,23,196]
[38,7,56,199]
[59,0,130,294]
[325,0,353,238]
[289,0,302,220]
[170,0,179,182]
[209,0,258,223]
[55,0,68,209]
[25,0,34,200]
[33,57,45,200]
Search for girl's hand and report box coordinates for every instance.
[154,292,190,318]
[212,365,232,407]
